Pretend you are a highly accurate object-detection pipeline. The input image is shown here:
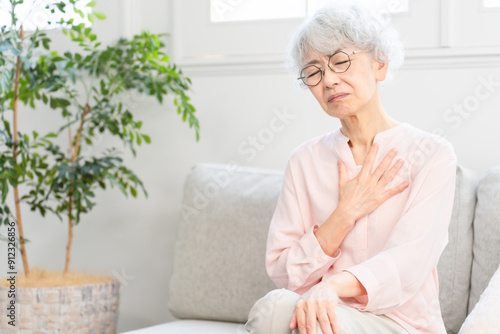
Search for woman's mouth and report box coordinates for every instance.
[329,93,349,102]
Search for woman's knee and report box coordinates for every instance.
[245,288,300,334]
[334,304,406,334]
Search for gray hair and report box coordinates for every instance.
[284,3,405,89]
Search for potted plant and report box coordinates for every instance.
[0,0,199,331]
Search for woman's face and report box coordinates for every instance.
[304,46,388,119]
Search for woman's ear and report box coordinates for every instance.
[374,60,389,82]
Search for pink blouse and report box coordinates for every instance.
[265,123,457,334]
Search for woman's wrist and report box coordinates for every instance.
[335,202,360,223]
[324,272,367,298]
[314,207,356,257]
[324,276,342,296]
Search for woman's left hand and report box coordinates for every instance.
[290,281,341,334]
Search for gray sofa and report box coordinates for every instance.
[123,163,500,334]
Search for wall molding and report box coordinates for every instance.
[175,47,500,76]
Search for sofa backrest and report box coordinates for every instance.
[168,163,496,333]
[437,165,478,334]
[168,163,280,323]
[468,167,500,313]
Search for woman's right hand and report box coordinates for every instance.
[290,280,341,334]
[337,142,409,222]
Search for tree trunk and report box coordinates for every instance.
[64,104,90,275]
[13,26,29,276]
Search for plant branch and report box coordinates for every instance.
[74,104,90,160]
[64,103,91,275]
[12,26,29,276]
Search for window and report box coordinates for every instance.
[307,0,408,14]
[0,0,91,31]
[483,0,500,8]
[210,0,409,23]
[210,0,306,22]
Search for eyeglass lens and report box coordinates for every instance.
[300,51,352,86]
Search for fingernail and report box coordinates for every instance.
[337,160,341,166]
[391,148,398,153]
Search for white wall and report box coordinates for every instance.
[1,1,500,333]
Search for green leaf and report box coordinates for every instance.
[87,199,95,210]
[93,12,107,20]
[117,181,128,197]
[2,181,8,202]
[0,40,11,52]
[87,1,97,7]
[74,8,84,18]
[130,186,137,198]
[56,2,67,13]
[142,134,151,144]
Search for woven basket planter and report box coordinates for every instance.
[0,280,120,334]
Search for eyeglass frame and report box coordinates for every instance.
[297,50,369,87]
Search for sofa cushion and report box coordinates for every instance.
[459,264,500,333]
[437,165,478,334]
[121,320,248,334]
[168,163,280,323]
[469,167,500,313]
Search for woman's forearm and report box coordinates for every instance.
[313,206,356,257]
[324,271,367,298]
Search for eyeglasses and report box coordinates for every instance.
[297,50,368,87]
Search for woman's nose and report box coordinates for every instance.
[323,67,341,87]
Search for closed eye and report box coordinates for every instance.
[307,71,321,78]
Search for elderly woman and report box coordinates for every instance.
[244,3,456,334]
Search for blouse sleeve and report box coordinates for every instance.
[265,155,342,293]
[343,141,457,314]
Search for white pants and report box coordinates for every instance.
[245,288,408,334]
